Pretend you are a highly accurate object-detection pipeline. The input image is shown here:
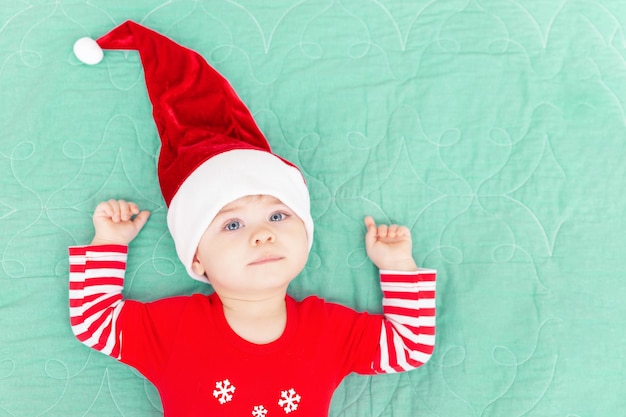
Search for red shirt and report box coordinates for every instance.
[69,245,436,417]
[121,293,381,415]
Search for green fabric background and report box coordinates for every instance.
[1,1,624,415]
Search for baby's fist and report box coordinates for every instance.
[91,200,150,246]
[364,216,418,271]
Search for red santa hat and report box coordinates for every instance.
[73,20,313,283]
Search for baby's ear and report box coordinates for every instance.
[191,253,206,277]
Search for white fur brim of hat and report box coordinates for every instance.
[167,149,314,283]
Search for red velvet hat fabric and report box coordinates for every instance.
[96,20,274,206]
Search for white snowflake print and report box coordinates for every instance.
[213,379,236,404]
[252,405,268,417]
[278,388,301,413]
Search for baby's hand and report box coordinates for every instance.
[90,200,150,246]
[364,216,418,272]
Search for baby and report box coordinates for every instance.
[70,21,436,417]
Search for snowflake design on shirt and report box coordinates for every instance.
[252,405,268,417]
[278,388,301,413]
[213,379,236,404]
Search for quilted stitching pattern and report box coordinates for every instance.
[1,1,625,415]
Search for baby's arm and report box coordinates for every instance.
[364,217,436,373]
[69,200,150,358]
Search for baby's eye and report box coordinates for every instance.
[224,220,242,231]
[269,212,287,222]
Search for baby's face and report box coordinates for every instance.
[191,195,309,299]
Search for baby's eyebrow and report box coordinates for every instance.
[215,199,291,217]
[215,206,240,216]
[272,204,293,212]
[215,201,249,216]
[210,208,243,226]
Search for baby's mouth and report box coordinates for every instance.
[248,255,284,266]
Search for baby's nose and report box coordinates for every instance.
[251,228,275,245]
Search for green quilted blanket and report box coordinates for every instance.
[1,1,624,415]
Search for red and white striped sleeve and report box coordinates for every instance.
[370,269,436,373]
[68,245,128,359]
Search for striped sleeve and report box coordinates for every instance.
[370,268,436,373]
[68,245,128,359]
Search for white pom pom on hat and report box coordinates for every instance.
[73,37,104,65]
[74,21,313,283]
